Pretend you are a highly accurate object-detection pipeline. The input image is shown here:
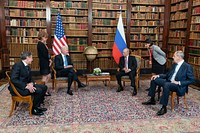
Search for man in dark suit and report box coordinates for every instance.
[142,50,194,115]
[54,46,86,96]
[116,48,137,96]
[8,51,48,116]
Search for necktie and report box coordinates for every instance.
[125,57,128,69]
[169,64,178,81]
[64,56,68,66]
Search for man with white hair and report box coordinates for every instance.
[142,51,194,115]
[54,46,86,95]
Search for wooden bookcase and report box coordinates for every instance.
[167,0,190,68]
[4,0,47,70]
[91,0,127,70]
[188,0,200,86]
[50,0,88,70]
[130,0,165,69]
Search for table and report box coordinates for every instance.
[85,73,111,87]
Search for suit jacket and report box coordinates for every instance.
[54,54,73,72]
[159,62,194,96]
[151,45,166,65]
[118,55,137,73]
[8,61,34,96]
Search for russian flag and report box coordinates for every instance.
[112,13,127,64]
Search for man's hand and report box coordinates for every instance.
[26,83,36,93]
[64,65,73,68]
[171,80,179,85]
[151,75,159,80]
[123,67,130,73]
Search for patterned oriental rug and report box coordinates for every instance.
[0,80,200,132]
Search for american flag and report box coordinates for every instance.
[53,12,68,55]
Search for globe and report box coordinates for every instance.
[83,46,98,61]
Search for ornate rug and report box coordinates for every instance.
[0,80,200,132]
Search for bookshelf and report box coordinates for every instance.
[91,0,127,70]
[50,0,88,70]
[188,0,200,85]
[130,0,165,69]
[167,0,190,68]
[4,0,46,70]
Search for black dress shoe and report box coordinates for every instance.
[32,108,44,116]
[156,107,167,116]
[142,99,156,105]
[78,83,86,88]
[44,92,51,96]
[116,86,123,92]
[37,107,47,112]
[132,90,137,96]
[67,90,73,95]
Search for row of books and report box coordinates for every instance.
[92,43,113,49]
[69,45,85,52]
[193,66,200,79]
[132,6,164,12]
[189,49,200,55]
[10,37,38,44]
[171,0,187,4]
[171,1,188,12]
[51,8,87,16]
[93,0,126,3]
[130,34,160,41]
[168,45,185,52]
[130,42,146,48]
[8,1,45,8]
[131,20,158,26]
[188,56,200,65]
[192,6,200,14]
[92,19,117,26]
[10,28,42,36]
[92,34,115,40]
[92,3,126,10]
[169,31,186,37]
[132,13,160,19]
[92,11,126,18]
[170,12,187,20]
[93,58,118,69]
[130,27,163,33]
[68,38,87,45]
[92,27,114,33]
[191,16,200,23]
[132,0,164,4]
[9,9,45,17]
[9,19,46,27]
[52,16,87,23]
[170,20,187,28]
[71,60,87,70]
[189,40,200,47]
[193,0,200,6]
[50,1,87,8]
[168,38,186,44]
[190,32,200,39]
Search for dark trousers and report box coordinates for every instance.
[116,70,136,88]
[8,84,47,108]
[57,68,80,91]
[148,78,179,106]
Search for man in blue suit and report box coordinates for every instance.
[142,51,194,115]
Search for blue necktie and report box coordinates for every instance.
[64,56,68,66]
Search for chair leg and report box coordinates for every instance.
[123,81,125,86]
[9,99,15,117]
[184,95,188,109]
[171,92,176,111]
[157,86,161,101]
[29,100,33,117]
[74,81,77,92]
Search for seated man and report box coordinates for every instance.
[8,51,48,116]
[116,48,137,96]
[54,45,86,95]
[142,50,194,115]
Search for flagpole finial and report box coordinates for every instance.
[58,4,60,12]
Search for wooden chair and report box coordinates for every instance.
[5,71,33,117]
[170,91,188,111]
[118,54,142,91]
[51,57,77,92]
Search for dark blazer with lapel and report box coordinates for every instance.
[118,55,137,73]
[8,61,34,96]
[54,54,73,72]
[159,62,194,96]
